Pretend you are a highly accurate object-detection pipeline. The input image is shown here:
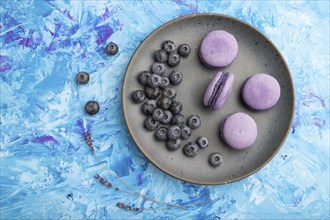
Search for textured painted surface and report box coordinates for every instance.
[0,1,329,219]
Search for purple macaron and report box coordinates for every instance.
[242,73,281,111]
[203,71,235,110]
[220,112,257,150]
[200,30,238,68]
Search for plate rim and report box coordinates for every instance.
[121,13,295,185]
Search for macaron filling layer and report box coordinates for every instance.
[219,117,227,144]
[207,72,230,109]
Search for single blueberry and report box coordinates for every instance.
[142,99,157,115]
[167,125,182,140]
[151,62,166,75]
[138,71,151,86]
[160,110,173,124]
[169,70,183,85]
[144,117,160,131]
[181,125,191,140]
[85,101,100,115]
[148,74,162,88]
[162,40,176,54]
[166,139,182,151]
[163,87,177,99]
[76,71,90,85]
[145,86,161,99]
[152,108,164,121]
[157,96,172,110]
[131,90,146,103]
[154,127,168,141]
[209,152,223,167]
[177,44,191,57]
[169,100,182,114]
[154,50,168,63]
[105,42,118,55]
[197,136,209,149]
[183,142,199,157]
[171,114,184,127]
[167,53,180,66]
[159,77,170,89]
[187,115,201,129]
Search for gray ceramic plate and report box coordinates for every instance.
[122,14,294,185]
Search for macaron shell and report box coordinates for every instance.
[242,73,281,110]
[203,72,235,110]
[213,73,234,109]
[203,72,223,106]
[200,30,238,68]
[221,112,257,149]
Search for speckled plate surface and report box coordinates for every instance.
[122,13,294,185]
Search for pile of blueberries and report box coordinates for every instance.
[131,40,210,158]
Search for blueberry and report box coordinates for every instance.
[187,115,201,129]
[183,142,199,157]
[157,96,172,110]
[177,44,191,57]
[105,42,118,55]
[76,71,90,85]
[197,136,209,149]
[160,110,173,124]
[209,152,223,167]
[144,117,159,131]
[145,86,161,99]
[148,74,162,88]
[151,62,166,75]
[181,125,191,140]
[131,90,146,103]
[167,53,180,66]
[169,70,183,85]
[162,40,176,54]
[85,101,100,115]
[163,87,176,99]
[138,71,151,86]
[159,77,170,89]
[142,100,157,115]
[171,114,184,127]
[154,127,168,141]
[169,100,182,114]
[167,125,182,140]
[166,139,182,151]
[152,108,164,121]
[154,50,168,63]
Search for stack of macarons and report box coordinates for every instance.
[200,30,281,150]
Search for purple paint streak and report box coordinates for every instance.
[175,0,199,14]
[309,93,326,108]
[102,8,110,20]
[137,173,143,186]
[292,117,300,134]
[302,93,326,108]
[95,24,113,45]
[115,19,124,31]
[34,135,59,145]
[0,56,13,74]
[62,9,74,21]
[313,117,326,128]
[17,31,43,50]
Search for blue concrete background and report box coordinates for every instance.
[0,1,329,219]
